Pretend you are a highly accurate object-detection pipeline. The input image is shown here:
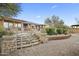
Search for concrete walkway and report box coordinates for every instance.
[10,34,79,56]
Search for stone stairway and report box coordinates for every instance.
[0,31,46,55]
[16,32,40,49]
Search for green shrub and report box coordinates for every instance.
[63,29,68,35]
[45,28,56,35]
[7,31,14,35]
[0,25,3,32]
[0,32,3,37]
[56,28,63,34]
[56,28,68,35]
[0,25,4,37]
[0,31,7,37]
[0,31,14,38]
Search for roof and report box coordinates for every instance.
[71,25,79,26]
[2,16,22,23]
[2,16,45,26]
[23,21,45,26]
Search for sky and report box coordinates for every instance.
[15,3,79,26]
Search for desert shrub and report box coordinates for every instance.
[63,29,68,35]
[7,31,14,35]
[0,32,3,37]
[0,31,14,38]
[45,28,56,35]
[56,28,68,35]
[45,27,69,35]
[40,28,46,33]
[56,28,63,34]
[0,31,7,38]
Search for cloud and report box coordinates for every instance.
[51,5,57,9]
[36,16,41,18]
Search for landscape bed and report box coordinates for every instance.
[47,34,71,40]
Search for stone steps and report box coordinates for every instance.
[16,33,40,49]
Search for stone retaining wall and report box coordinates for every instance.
[47,34,71,40]
[0,36,16,55]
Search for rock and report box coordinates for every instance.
[34,32,48,43]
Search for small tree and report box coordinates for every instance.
[0,3,21,37]
[45,15,69,35]
[0,3,21,17]
[45,15,65,28]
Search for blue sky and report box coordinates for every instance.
[15,3,79,26]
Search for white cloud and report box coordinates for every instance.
[36,16,41,18]
[51,5,57,9]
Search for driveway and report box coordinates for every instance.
[10,33,79,56]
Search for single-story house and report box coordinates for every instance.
[0,16,46,32]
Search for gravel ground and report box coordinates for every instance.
[9,34,79,56]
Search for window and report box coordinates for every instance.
[4,22,9,29]
[14,23,18,28]
[18,23,21,30]
[18,24,21,28]
[9,22,13,29]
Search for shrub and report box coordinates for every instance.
[0,31,14,38]
[63,29,68,35]
[0,32,3,37]
[0,31,7,37]
[7,31,14,35]
[0,25,3,32]
[40,28,46,33]
[0,31,6,37]
[56,28,63,34]
[45,27,69,35]
[45,28,56,35]
[0,25,4,37]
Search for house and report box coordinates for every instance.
[71,25,79,33]
[0,17,46,32]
